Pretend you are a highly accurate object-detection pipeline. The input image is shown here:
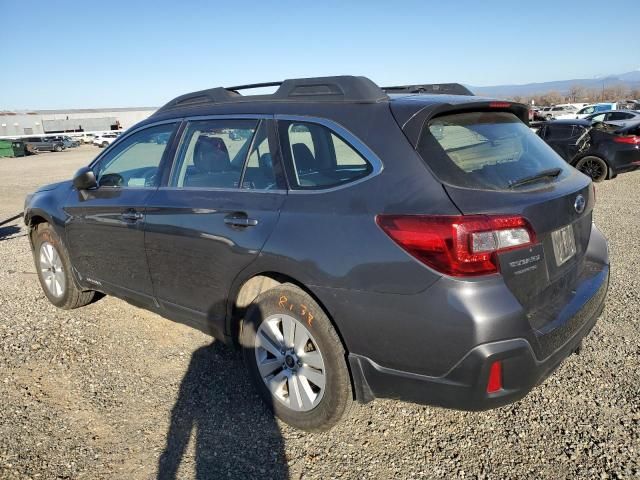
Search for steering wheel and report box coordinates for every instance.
[142,167,158,187]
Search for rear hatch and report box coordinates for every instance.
[396,101,598,352]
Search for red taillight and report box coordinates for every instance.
[489,101,511,109]
[614,135,640,145]
[376,214,536,277]
[487,361,503,393]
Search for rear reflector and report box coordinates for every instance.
[614,135,640,145]
[487,361,503,393]
[376,214,536,276]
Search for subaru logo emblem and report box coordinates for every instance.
[574,194,586,214]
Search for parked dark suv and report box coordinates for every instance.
[24,76,609,431]
[24,136,65,152]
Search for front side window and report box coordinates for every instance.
[418,111,570,191]
[279,121,372,189]
[171,119,277,190]
[608,112,631,120]
[95,123,176,188]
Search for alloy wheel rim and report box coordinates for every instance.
[255,314,326,412]
[39,242,66,298]
[582,159,603,180]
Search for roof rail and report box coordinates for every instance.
[156,76,389,114]
[382,83,474,96]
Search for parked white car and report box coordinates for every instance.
[541,104,578,120]
[556,103,618,120]
[92,133,119,148]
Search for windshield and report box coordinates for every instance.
[417,111,571,190]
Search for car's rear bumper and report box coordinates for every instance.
[348,266,608,410]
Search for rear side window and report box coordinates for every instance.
[279,121,372,189]
[418,111,570,191]
[543,124,576,140]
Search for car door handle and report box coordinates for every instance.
[224,214,258,227]
[122,211,144,222]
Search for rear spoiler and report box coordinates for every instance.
[394,100,531,149]
[382,83,473,96]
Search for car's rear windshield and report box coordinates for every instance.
[417,111,571,190]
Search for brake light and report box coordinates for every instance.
[487,361,503,393]
[614,135,640,145]
[489,102,511,109]
[376,214,536,276]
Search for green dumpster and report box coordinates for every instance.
[11,140,27,157]
[0,139,14,157]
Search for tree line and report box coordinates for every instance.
[508,84,640,106]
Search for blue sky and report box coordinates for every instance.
[1,0,638,109]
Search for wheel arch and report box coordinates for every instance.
[572,154,613,179]
[24,211,53,244]
[226,271,348,351]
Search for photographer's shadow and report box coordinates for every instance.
[157,341,288,479]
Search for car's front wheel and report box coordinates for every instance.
[241,284,353,431]
[101,141,109,148]
[54,145,62,152]
[575,156,608,182]
[32,223,95,309]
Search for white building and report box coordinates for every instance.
[0,107,157,138]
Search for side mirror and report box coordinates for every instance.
[73,166,98,190]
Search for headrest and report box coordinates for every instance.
[193,136,230,173]
[292,143,315,172]
[259,152,273,170]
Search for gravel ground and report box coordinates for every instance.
[0,147,98,220]
[0,150,638,479]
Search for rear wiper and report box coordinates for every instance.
[508,168,562,189]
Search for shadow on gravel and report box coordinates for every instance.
[157,340,288,480]
[0,224,21,241]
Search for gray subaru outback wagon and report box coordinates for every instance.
[24,76,609,431]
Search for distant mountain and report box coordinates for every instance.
[470,71,640,98]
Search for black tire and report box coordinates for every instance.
[54,145,62,152]
[101,141,108,148]
[31,223,95,309]
[240,284,353,431]
[575,156,608,182]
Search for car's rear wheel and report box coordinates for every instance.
[32,223,95,309]
[240,284,353,431]
[575,156,608,182]
[101,141,109,148]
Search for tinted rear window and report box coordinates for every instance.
[417,111,571,190]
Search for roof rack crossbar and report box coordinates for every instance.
[226,81,283,92]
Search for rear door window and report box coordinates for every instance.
[171,119,281,190]
[417,111,570,191]
[278,121,372,189]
